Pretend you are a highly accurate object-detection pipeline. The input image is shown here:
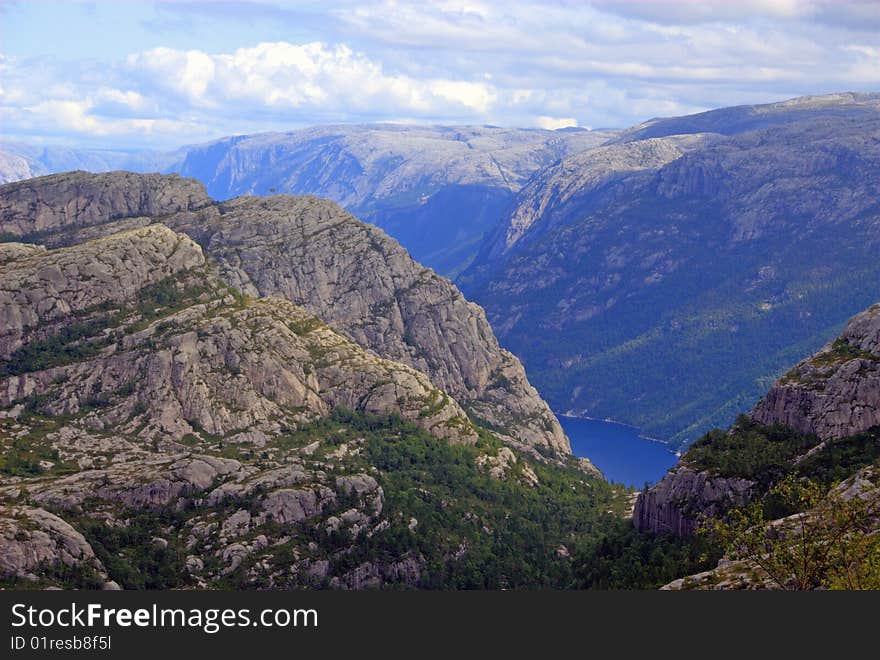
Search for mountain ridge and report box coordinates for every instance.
[460,92,880,446]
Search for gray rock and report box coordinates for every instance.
[0,170,209,236]
[751,304,880,440]
[0,506,107,581]
[633,465,754,536]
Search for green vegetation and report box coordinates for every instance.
[0,317,115,377]
[287,317,323,336]
[797,427,880,485]
[680,417,880,523]
[129,275,215,330]
[683,417,880,492]
[0,561,106,590]
[258,409,709,589]
[809,337,877,369]
[683,415,820,486]
[74,508,189,590]
[3,408,722,590]
[0,416,78,477]
[574,523,718,589]
[705,475,880,590]
[418,389,449,419]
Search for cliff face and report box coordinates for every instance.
[167,197,569,455]
[634,301,880,537]
[632,466,754,536]
[751,304,880,440]
[476,133,715,262]
[0,170,210,237]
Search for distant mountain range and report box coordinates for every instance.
[0,141,181,185]
[1,126,611,278]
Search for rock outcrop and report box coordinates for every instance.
[751,304,880,440]
[632,466,754,536]
[0,223,473,589]
[0,170,210,237]
[0,506,108,583]
[635,300,880,538]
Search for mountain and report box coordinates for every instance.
[0,170,577,459]
[0,220,622,589]
[460,92,880,447]
[633,301,880,587]
[171,125,613,277]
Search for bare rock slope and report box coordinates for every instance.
[0,226,474,445]
[0,225,477,588]
[0,216,607,589]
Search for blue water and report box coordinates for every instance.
[559,415,678,488]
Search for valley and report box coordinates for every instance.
[2,92,879,591]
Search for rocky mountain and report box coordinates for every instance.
[0,170,210,238]
[475,133,717,262]
[0,225,476,442]
[0,177,620,590]
[634,301,880,536]
[751,303,880,440]
[0,171,574,458]
[460,92,880,447]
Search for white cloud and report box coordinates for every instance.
[1,1,877,147]
[126,41,497,116]
[535,116,578,130]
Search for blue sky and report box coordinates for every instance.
[1,0,878,148]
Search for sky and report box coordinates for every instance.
[1,0,878,149]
